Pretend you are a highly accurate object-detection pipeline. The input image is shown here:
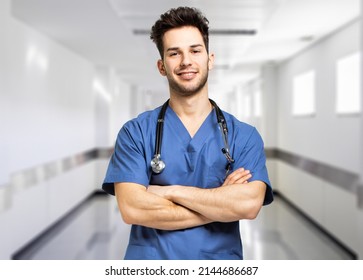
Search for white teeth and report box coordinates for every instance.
[180,72,195,78]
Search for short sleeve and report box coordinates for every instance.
[102,121,150,195]
[234,127,273,206]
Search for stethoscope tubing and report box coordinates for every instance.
[151,99,234,174]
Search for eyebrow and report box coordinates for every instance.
[166,44,204,52]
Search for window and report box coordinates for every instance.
[336,52,361,114]
[292,70,316,116]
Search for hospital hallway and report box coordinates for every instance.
[12,192,355,260]
[1,0,363,261]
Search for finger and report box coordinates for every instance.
[223,169,243,185]
[223,168,250,186]
[222,169,243,186]
[229,169,249,181]
[229,174,252,185]
[232,173,252,184]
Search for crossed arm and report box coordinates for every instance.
[114,168,266,230]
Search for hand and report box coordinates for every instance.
[222,168,251,186]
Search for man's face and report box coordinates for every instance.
[158,26,214,97]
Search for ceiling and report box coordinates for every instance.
[11,0,361,93]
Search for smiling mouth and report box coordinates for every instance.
[177,71,197,80]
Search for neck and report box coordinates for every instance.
[168,93,213,138]
[169,93,211,119]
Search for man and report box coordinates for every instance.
[102,6,273,260]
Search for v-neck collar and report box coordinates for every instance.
[165,106,217,152]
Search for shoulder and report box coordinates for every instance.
[114,106,162,147]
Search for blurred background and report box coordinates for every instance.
[0,0,362,260]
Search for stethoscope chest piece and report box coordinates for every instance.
[151,154,165,174]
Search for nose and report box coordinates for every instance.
[180,52,192,67]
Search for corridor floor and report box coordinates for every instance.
[14,193,354,260]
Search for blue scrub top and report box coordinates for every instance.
[102,104,273,260]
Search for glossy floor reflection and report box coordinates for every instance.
[15,194,354,260]
[240,195,354,260]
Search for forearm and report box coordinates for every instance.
[115,182,211,230]
[149,181,266,222]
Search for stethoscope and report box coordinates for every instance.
[150,99,235,174]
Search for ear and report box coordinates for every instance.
[157,59,167,76]
[208,53,215,71]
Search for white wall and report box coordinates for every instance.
[93,66,133,190]
[3,16,96,175]
[93,66,132,147]
[274,19,361,257]
[277,19,361,173]
[0,0,131,259]
[0,0,9,186]
[358,0,363,259]
[261,64,278,148]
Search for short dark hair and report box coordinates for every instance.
[150,7,210,58]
